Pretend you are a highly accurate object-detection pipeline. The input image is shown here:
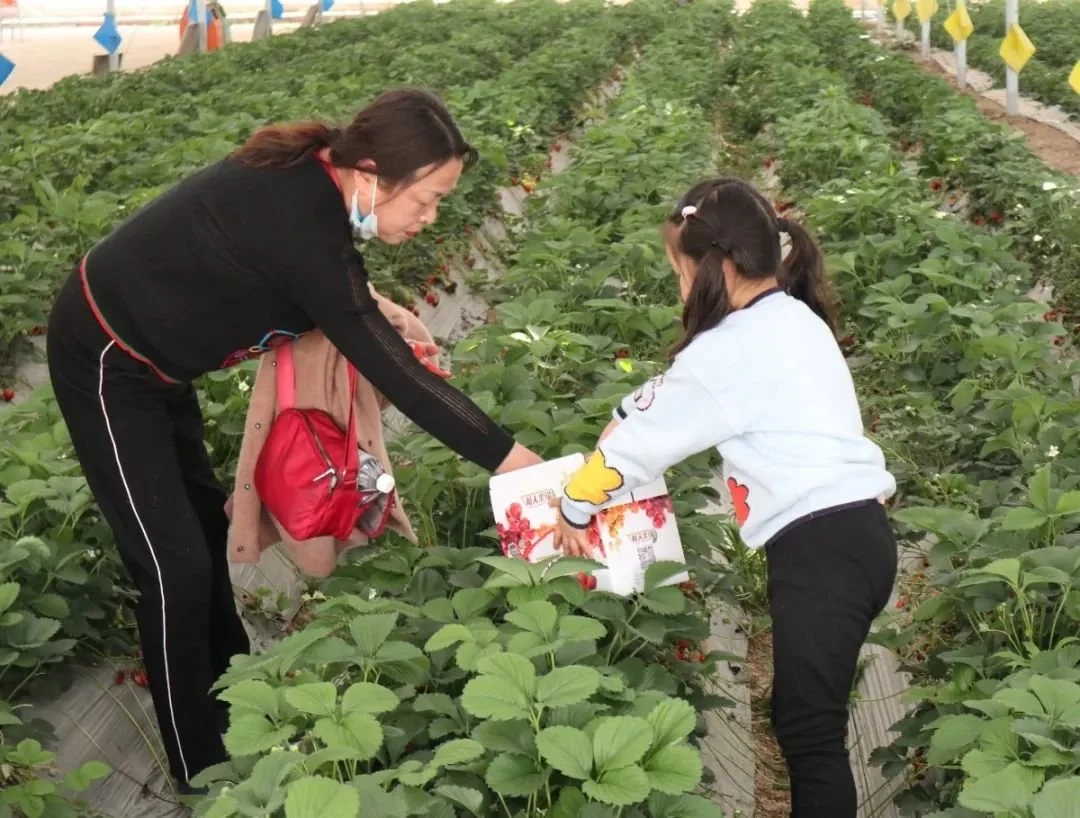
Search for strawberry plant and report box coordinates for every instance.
[192,554,728,817]
[807,0,1080,320]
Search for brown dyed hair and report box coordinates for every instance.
[665,177,838,359]
[231,87,478,185]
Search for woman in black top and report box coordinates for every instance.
[46,88,541,792]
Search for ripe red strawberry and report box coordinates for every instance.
[2,389,13,402]
[133,670,149,688]
[114,670,126,685]
[426,292,440,307]
[763,157,774,169]
[990,211,1004,224]
[896,596,908,610]
[439,263,449,274]
[929,179,943,191]
[426,275,437,286]
[679,579,697,593]
[615,349,629,359]
[972,214,985,226]
[576,572,596,591]
[695,651,705,663]
[840,334,855,348]
[552,143,562,153]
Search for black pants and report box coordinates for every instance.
[765,501,898,818]
[47,272,250,785]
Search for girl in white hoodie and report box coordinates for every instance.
[555,177,898,818]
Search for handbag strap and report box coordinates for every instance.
[275,343,296,410]
[343,364,358,471]
[275,342,360,469]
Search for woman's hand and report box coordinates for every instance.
[554,515,598,558]
[409,340,451,378]
[494,443,543,475]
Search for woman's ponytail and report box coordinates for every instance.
[231,122,341,169]
[780,219,838,335]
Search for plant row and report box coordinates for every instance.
[894,0,1080,118]
[189,3,745,817]
[0,0,645,369]
[720,1,1080,815]
[0,2,670,814]
[811,0,1080,319]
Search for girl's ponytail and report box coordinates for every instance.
[779,218,838,335]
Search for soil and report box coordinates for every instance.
[746,629,792,818]
[915,57,1080,178]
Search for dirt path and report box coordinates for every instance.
[747,629,791,818]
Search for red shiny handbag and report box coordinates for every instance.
[254,343,362,541]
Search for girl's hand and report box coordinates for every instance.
[555,515,597,558]
[410,340,451,378]
[598,418,620,443]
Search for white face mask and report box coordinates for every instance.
[349,174,379,241]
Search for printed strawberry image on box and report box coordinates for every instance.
[489,454,688,596]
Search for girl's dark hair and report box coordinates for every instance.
[665,177,837,359]
[231,88,478,184]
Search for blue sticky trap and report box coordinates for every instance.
[93,13,123,55]
[271,0,284,19]
[187,0,211,25]
[321,0,334,11]
[0,53,13,88]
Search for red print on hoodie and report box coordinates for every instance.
[726,477,750,526]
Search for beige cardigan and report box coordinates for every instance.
[225,290,435,577]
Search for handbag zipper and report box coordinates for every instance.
[298,413,340,491]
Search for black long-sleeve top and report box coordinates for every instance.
[81,156,515,472]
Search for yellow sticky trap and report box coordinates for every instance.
[892,0,911,22]
[1070,61,1080,96]
[915,0,937,24]
[943,4,974,42]
[999,24,1036,73]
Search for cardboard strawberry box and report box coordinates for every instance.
[489,454,688,595]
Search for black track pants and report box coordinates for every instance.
[47,272,250,785]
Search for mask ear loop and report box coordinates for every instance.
[368,176,378,219]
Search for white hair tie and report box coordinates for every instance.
[680,205,698,219]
